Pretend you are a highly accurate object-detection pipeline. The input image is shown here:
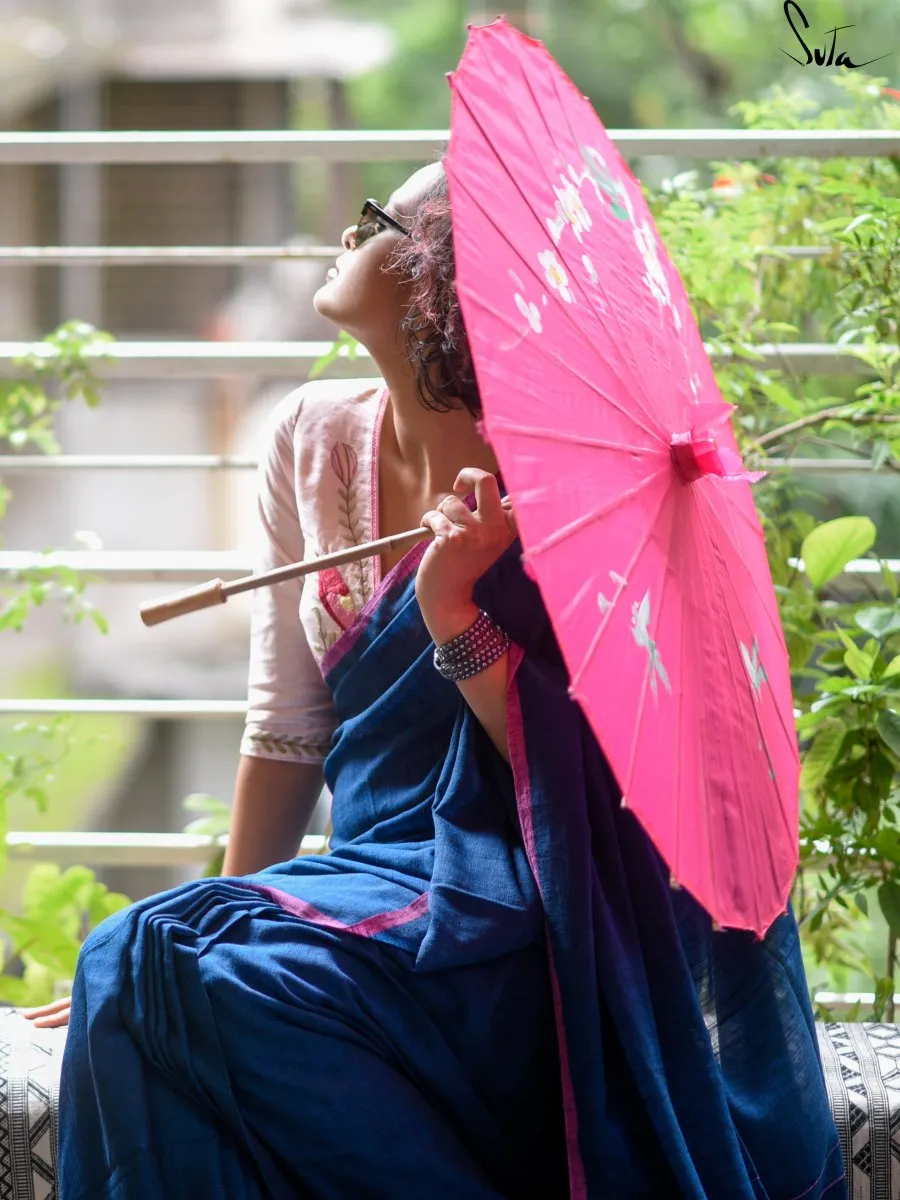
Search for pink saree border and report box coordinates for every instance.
[321,539,429,678]
[506,641,586,1200]
[244,884,430,939]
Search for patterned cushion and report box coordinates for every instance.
[817,1022,900,1199]
[0,1011,64,1200]
[0,1013,896,1197]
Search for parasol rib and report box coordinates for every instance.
[702,520,779,932]
[694,490,800,833]
[485,416,660,458]
[567,475,674,694]
[526,467,670,562]
[695,485,802,754]
[463,286,663,445]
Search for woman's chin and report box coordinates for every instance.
[312,283,341,322]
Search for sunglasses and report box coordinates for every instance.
[351,199,411,249]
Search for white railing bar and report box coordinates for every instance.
[0,700,247,718]
[1,339,354,379]
[0,246,341,265]
[2,550,896,585]
[0,244,836,266]
[788,556,899,576]
[0,455,891,475]
[0,550,248,583]
[0,832,881,879]
[748,458,898,475]
[757,246,833,259]
[813,991,900,1008]
[5,831,326,867]
[0,130,445,165]
[0,130,896,165]
[0,341,885,379]
[0,455,258,471]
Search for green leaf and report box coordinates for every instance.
[88,608,109,635]
[307,332,358,380]
[759,380,802,414]
[818,646,849,668]
[835,629,876,681]
[800,517,877,589]
[876,710,900,758]
[884,655,900,680]
[0,977,35,1007]
[878,880,900,941]
[795,707,837,736]
[787,632,815,670]
[800,722,844,790]
[181,793,230,817]
[814,673,857,694]
[874,829,900,865]
[855,891,869,917]
[88,890,130,931]
[855,606,900,640]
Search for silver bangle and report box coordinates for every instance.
[433,609,510,682]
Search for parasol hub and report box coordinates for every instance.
[669,429,766,485]
[670,429,722,483]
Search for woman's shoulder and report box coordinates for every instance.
[263,377,384,455]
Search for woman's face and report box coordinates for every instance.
[313,162,444,350]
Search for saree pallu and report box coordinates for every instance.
[57,534,845,1199]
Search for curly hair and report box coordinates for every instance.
[386,165,481,419]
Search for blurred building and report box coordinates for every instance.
[0,0,393,896]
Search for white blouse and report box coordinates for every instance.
[240,377,389,765]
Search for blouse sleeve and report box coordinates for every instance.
[240,389,338,765]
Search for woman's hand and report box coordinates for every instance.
[21,997,71,1028]
[416,468,516,642]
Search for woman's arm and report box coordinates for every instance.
[423,599,510,766]
[228,387,338,874]
[417,469,520,766]
[224,756,324,876]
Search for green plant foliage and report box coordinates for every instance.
[182,793,231,877]
[640,74,900,1018]
[0,864,130,1007]
[801,517,877,590]
[0,321,129,1001]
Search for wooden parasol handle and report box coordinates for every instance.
[140,579,228,626]
[139,526,433,628]
[139,496,513,628]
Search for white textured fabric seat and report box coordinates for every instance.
[3,1016,900,1198]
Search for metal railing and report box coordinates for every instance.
[0,339,887,378]
[0,455,889,475]
[0,128,896,162]
[4,831,326,867]
[2,127,897,1015]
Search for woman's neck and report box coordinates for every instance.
[368,346,498,495]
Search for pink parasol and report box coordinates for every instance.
[446,18,799,936]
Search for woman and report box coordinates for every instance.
[29,161,844,1199]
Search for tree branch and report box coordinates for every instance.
[753,406,900,451]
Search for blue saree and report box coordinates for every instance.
[58,525,845,1199]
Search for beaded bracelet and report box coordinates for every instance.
[433,609,511,683]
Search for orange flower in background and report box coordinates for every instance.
[883,87,900,101]
[711,172,777,196]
